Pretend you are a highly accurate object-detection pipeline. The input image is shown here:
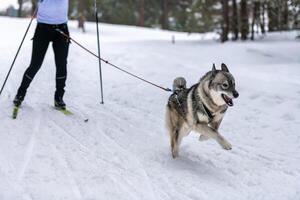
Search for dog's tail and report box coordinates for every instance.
[172,77,187,91]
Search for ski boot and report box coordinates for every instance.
[54,97,66,110]
[13,94,24,107]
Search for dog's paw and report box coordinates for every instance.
[221,140,232,150]
[172,150,179,159]
[199,135,210,141]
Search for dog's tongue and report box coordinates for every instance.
[223,94,234,106]
[227,98,233,106]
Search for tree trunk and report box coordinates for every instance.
[268,1,279,32]
[251,1,259,40]
[294,10,299,30]
[291,0,300,30]
[78,0,87,32]
[221,0,229,42]
[240,0,249,40]
[231,0,239,40]
[161,0,170,29]
[281,0,289,30]
[18,0,23,17]
[260,1,266,34]
[138,0,145,26]
[267,2,274,31]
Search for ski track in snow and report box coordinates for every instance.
[16,113,40,183]
[0,17,300,200]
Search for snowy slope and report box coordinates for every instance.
[0,16,300,200]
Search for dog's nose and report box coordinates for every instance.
[233,90,239,98]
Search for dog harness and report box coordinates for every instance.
[168,89,188,119]
[191,84,214,123]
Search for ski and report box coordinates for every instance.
[54,107,73,116]
[53,106,89,123]
[12,106,20,119]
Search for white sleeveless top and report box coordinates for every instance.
[37,0,69,25]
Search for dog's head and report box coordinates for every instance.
[208,63,239,107]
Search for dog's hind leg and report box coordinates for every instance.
[194,123,232,150]
[171,126,190,158]
[171,128,180,158]
[166,108,181,158]
[166,107,190,158]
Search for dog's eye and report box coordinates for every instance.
[222,83,229,88]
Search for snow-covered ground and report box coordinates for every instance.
[0,16,300,200]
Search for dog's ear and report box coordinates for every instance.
[221,63,229,72]
[212,63,217,76]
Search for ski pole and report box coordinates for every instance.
[95,0,104,104]
[0,10,37,97]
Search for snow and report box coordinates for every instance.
[0,16,300,200]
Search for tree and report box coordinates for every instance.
[251,0,260,40]
[98,0,136,25]
[221,0,229,42]
[78,0,87,32]
[143,0,161,27]
[68,0,77,19]
[160,0,170,29]
[268,1,279,32]
[185,0,219,33]
[281,0,289,30]
[18,0,23,17]
[240,0,249,40]
[171,0,193,31]
[138,0,145,26]
[36,0,299,41]
[291,0,300,29]
[231,0,239,40]
[260,1,267,34]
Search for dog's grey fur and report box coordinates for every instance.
[166,63,239,158]
[172,77,187,91]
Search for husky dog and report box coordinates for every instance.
[166,63,239,158]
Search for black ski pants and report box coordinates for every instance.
[17,22,70,100]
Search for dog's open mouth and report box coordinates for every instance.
[222,94,233,106]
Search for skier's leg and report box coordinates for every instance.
[16,24,50,98]
[52,24,69,103]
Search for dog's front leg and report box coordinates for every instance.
[194,123,232,150]
[199,120,222,141]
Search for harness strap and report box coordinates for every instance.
[202,103,214,121]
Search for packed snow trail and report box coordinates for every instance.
[0,17,300,200]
